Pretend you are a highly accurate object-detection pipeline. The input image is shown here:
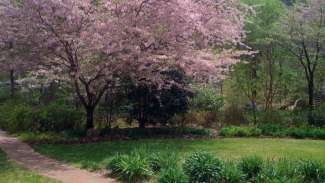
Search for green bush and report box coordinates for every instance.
[0,101,36,132]
[190,85,224,112]
[37,103,83,132]
[287,128,307,139]
[107,151,153,182]
[258,123,284,136]
[275,158,298,178]
[222,162,244,183]
[254,110,293,125]
[158,166,188,183]
[0,101,82,133]
[100,127,212,138]
[239,156,264,180]
[219,126,262,137]
[149,152,178,172]
[183,152,224,183]
[219,125,325,140]
[298,160,325,183]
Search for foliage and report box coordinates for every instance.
[222,162,244,183]
[278,0,325,125]
[107,151,153,182]
[158,166,189,183]
[239,156,264,180]
[298,160,325,183]
[183,152,224,183]
[33,138,325,176]
[181,110,220,128]
[0,101,36,132]
[149,152,178,172]
[127,79,192,128]
[0,0,247,130]
[190,86,224,112]
[313,103,325,127]
[36,144,325,183]
[219,126,262,137]
[36,103,83,132]
[220,125,325,139]
[0,100,82,133]
[100,127,213,139]
[257,123,285,136]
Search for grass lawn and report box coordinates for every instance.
[33,138,325,171]
[0,150,60,183]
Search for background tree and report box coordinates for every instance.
[0,2,38,98]
[226,0,286,124]
[279,0,325,125]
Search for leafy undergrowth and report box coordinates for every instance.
[106,150,325,183]
[16,127,214,144]
[219,125,325,139]
[0,149,60,183]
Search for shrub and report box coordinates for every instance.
[219,125,325,140]
[255,110,292,125]
[307,128,325,140]
[222,162,244,183]
[287,128,308,139]
[276,158,298,178]
[0,101,82,133]
[182,110,220,128]
[190,85,224,112]
[179,127,213,137]
[0,101,36,132]
[183,152,224,183]
[239,156,264,180]
[107,151,153,182]
[257,161,279,183]
[258,123,283,136]
[260,177,302,183]
[37,103,83,132]
[158,166,188,183]
[219,126,261,137]
[297,160,325,183]
[149,152,178,172]
[100,127,212,139]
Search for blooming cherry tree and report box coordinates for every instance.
[1,0,248,129]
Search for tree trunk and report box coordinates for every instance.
[86,107,95,129]
[307,76,315,125]
[139,119,146,128]
[251,60,258,125]
[10,69,15,98]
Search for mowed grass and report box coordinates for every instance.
[0,149,60,183]
[33,138,325,171]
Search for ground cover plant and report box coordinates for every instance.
[106,150,325,183]
[14,127,213,145]
[219,125,325,139]
[33,138,325,172]
[0,150,60,183]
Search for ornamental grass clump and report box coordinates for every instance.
[183,152,224,183]
[239,156,264,181]
[297,160,325,183]
[158,165,189,183]
[107,151,153,182]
